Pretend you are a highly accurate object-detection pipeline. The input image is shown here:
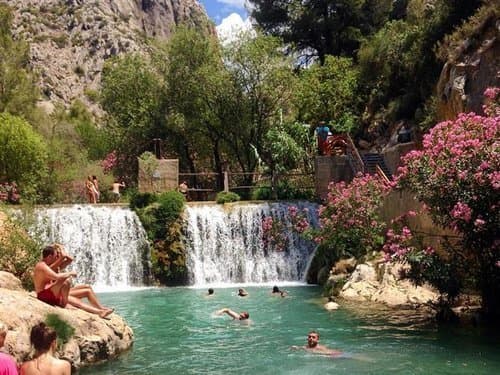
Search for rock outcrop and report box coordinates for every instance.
[0,274,133,369]
[7,0,213,116]
[436,10,499,120]
[338,261,439,307]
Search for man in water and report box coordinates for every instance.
[271,285,288,297]
[217,308,249,321]
[237,288,248,297]
[207,288,214,296]
[292,330,342,357]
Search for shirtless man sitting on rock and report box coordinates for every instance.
[34,245,113,318]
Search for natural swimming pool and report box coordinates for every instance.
[79,286,500,374]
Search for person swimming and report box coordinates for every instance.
[237,288,248,297]
[216,308,249,320]
[292,330,343,357]
[271,285,288,297]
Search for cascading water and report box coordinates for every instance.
[184,201,319,285]
[22,205,151,289]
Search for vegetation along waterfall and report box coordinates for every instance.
[183,201,319,285]
[23,205,151,289]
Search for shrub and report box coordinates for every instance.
[216,191,240,204]
[0,210,39,289]
[0,113,48,201]
[131,190,186,285]
[251,180,314,200]
[392,89,500,320]
[129,191,158,209]
[45,314,75,346]
[314,174,390,259]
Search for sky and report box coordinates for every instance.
[199,0,249,25]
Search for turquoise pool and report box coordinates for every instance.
[78,286,500,374]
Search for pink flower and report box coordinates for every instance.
[451,202,472,222]
[474,218,486,227]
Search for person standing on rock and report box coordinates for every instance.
[0,321,18,375]
[20,322,71,375]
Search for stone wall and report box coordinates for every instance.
[138,158,178,193]
[314,155,354,200]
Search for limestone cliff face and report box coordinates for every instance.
[7,0,213,115]
[436,12,499,120]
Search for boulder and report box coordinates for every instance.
[0,271,23,291]
[339,261,439,307]
[0,274,133,369]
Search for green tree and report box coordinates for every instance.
[163,26,236,188]
[249,0,393,64]
[223,33,297,187]
[0,4,38,118]
[0,113,48,199]
[294,55,359,131]
[100,54,167,182]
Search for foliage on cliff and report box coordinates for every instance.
[0,210,39,288]
[131,191,187,285]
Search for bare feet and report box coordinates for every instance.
[99,308,114,319]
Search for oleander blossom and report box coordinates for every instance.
[101,151,118,174]
[314,174,390,258]
[392,88,500,315]
[261,206,312,251]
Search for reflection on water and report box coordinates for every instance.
[78,286,500,375]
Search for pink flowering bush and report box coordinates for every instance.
[262,216,286,251]
[394,88,500,319]
[262,206,311,251]
[315,174,390,259]
[101,151,117,174]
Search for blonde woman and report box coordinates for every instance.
[85,176,96,203]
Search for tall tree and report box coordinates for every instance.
[294,55,359,131]
[0,113,48,200]
[100,54,167,182]
[223,33,297,186]
[249,0,393,64]
[163,26,238,188]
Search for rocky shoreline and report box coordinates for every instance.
[0,271,133,369]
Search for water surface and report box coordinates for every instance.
[79,286,500,374]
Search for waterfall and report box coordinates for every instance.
[23,205,151,289]
[184,201,318,285]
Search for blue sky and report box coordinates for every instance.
[200,0,249,25]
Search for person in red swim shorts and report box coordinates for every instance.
[33,245,112,318]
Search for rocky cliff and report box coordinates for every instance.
[436,8,499,120]
[6,0,213,115]
[0,271,133,369]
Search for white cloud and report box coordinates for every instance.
[216,13,253,45]
[217,0,246,9]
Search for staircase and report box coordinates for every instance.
[361,153,392,180]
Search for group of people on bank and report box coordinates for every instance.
[1,321,70,375]
[85,176,125,203]
[0,243,114,374]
